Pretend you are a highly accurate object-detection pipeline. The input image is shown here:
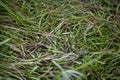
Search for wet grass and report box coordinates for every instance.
[0,0,120,80]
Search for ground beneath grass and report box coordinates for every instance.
[0,0,120,80]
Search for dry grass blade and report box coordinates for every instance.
[8,44,26,58]
[1,25,61,39]
[26,41,48,53]
[49,21,66,34]
[84,24,93,42]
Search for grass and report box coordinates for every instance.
[0,0,120,80]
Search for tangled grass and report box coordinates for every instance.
[0,0,120,80]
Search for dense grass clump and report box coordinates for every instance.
[0,0,120,80]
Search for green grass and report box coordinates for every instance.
[0,0,120,80]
